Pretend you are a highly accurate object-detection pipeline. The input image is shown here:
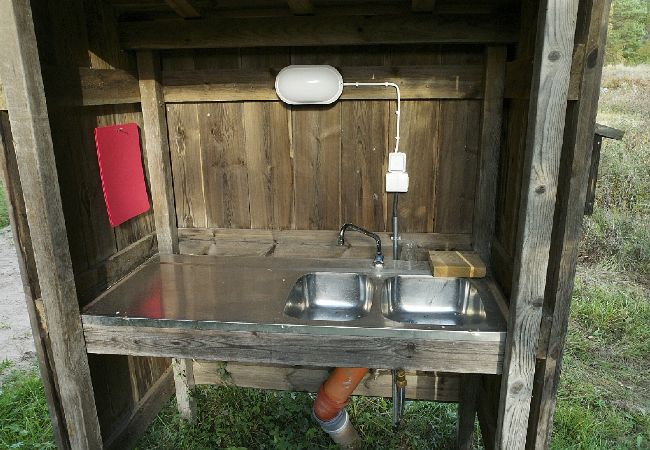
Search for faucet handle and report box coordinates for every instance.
[373,253,384,267]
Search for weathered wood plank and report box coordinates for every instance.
[472,46,507,261]
[243,102,294,229]
[292,104,341,230]
[457,373,480,449]
[167,104,207,228]
[197,102,251,228]
[83,324,505,374]
[435,100,481,233]
[527,0,613,448]
[496,1,579,448]
[74,233,157,307]
[120,14,518,49]
[0,1,102,447]
[0,113,68,449]
[172,358,196,421]
[164,0,200,18]
[137,51,179,254]
[193,361,460,402]
[341,100,389,230]
[286,0,314,15]
[412,0,436,12]
[162,65,484,102]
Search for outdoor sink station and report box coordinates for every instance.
[0,0,614,448]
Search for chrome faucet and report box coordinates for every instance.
[337,223,384,267]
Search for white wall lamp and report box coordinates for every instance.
[275,65,409,193]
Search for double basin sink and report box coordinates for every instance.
[284,272,490,327]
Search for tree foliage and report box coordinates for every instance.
[606,0,649,64]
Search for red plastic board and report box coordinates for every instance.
[94,123,150,227]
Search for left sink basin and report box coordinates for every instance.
[284,272,373,321]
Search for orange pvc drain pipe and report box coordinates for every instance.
[313,367,368,420]
[312,367,368,448]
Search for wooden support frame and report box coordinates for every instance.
[0,1,102,448]
[137,50,194,421]
[286,0,314,15]
[120,14,518,49]
[496,0,579,448]
[527,0,613,447]
[473,46,507,262]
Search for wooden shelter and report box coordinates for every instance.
[0,0,613,448]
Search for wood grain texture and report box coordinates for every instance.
[193,361,460,402]
[172,358,196,421]
[457,373,480,449]
[286,0,314,14]
[341,100,389,230]
[120,14,518,49]
[162,65,484,102]
[137,51,179,254]
[435,101,481,233]
[473,46,507,262]
[197,102,251,228]
[527,0,613,447]
[74,233,158,307]
[0,113,68,449]
[412,0,436,12]
[292,104,341,229]
[428,251,486,278]
[164,0,200,18]
[496,1,580,448]
[0,1,102,447]
[167,103,206,228]
[243,102,294,229]
[83,324,505,374]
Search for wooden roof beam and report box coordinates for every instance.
[287,0,314,15]
[412,0,436,12]
[120,14,518,49]
[164,0,200,18]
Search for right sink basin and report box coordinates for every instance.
[381,275,487,326]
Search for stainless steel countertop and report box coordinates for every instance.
[82,254,508,342]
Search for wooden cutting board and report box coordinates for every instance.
[428,251,486,278]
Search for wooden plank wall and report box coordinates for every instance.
[163,45,484,235]
[23,0,171,444]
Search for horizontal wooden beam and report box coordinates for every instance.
[164,0,200,19]
[120,14,518,49]
[82,324,505,373]
[178,227,473,260]
[163,65,484,102]
[412,0,436,12]
[193,361,460,402]
[286,0,314,15]
[595,122,624,140]
[75,233,158,306]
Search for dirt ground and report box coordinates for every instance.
[0,226,35,370]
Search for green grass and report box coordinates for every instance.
[0,361,56,449]
[0,181,9,229]
[136,387,463,450]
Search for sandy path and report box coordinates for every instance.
[0,226,35,370]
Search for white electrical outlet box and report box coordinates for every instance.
[388,152,407,172]
[386,171,409,192]
[386,151,409,192]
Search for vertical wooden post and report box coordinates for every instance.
[496,0,579,448]
[527,0,613,448]
[457,373,480,449]
[473,45,507,262]
[137,50,196,421]
[0,1,102,448]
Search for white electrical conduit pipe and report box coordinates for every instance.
[343,82,401,153]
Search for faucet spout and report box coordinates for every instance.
[337,223,384,267]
